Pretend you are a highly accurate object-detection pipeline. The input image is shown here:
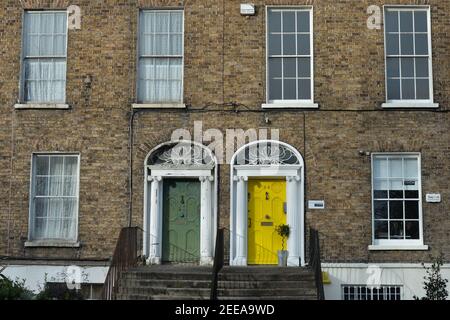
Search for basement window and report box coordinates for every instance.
[342,285,402,300]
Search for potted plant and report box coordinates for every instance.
[275,224,290,267]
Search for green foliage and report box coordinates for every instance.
[0,274,34,300]
[414,253,448,301]
[275,224,290,250]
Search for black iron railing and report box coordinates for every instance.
[210,228,224,300]
[309,228,325,300]
[102,227,142,300]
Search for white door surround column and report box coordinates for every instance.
[200,176,214,265]
[148,176,162,265]
[233,175,248,266]
[287,175,301,266]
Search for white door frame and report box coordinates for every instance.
[229,140,305,266]
[143,141,218,266]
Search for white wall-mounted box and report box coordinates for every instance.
[240,4,255,16]
[308,200,325,209]
[426,193,441,203]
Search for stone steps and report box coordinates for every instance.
[116,265,318,300]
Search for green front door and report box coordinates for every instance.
[162,179,201,263]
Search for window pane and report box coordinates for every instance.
[269,78,282,100]
[386,58,400,78]
[404,158,418,178]
[297,58,310,77]
[415,58,429,77]
[282,11,295,32]
[405,221,419,239]
[387,79,400,100]
[414,11,427,33]
[401,79,415,99]
[385,11,398,32]
[297,34,310,55]
[389,201,403,219]
[36,176,49,196]
[389,158,402,178]
[375,221,388,239]
[54,13,67,34]
[64,156,78,176]
[415,34,428,55]
[269,58,282,78]
[374,179,388,198]
[374,201,388,219]
[297,11,310,32]
[386,33,399,55]
[154,34,169,55]
[155,12,170,32]
[49,176,63,196]
[298,79,311,100]
[268,10,281,33]
[169,34,182,55]
[389,180,403,198]
[400,11,413,32]
[401,58,414,78]
[49,156,64,175]
[268,33,281,55]
[374,158,388,178]
[283,79,296,100]
[64,176,77,196]
[405,201,419,219]
[34,198,48,218]
[35,156,49,175]
[283,34,296,55]
[400,34,414,55]
[283,58,296,78]
[416,79,430,100]
[170,12,183,33]
[390,221,404,239]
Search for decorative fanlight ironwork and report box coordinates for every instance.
[148,142,214,167]
[235,142,300,165]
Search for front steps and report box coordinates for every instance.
[217,267,317,300]
[116,265,212,300]
[116,265,318,300]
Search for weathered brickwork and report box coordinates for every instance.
[0,0,449,264]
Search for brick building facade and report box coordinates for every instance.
[0,0,449,299]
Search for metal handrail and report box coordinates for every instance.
[102,227,142,300]
[309,228,325,300]
[210,228,224,300]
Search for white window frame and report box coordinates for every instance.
[263,6,317,109]
[382,5,438,108]
[370,153,426,250]
[27,152,80,246]
[19,10,69,105]
[134,9,185,108]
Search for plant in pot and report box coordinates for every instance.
[275,224,290,267]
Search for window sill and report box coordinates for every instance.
[25,241,81,248]
[262,102,319,109]
[368,245,429,251]
[14,103,70,110]
[132,103,186,109]
[381,102,439,109]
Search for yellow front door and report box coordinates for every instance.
[247,179,287,265]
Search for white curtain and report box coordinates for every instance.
[139,11,183,103]
[33,155,78,241]
[24,12,67,103]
